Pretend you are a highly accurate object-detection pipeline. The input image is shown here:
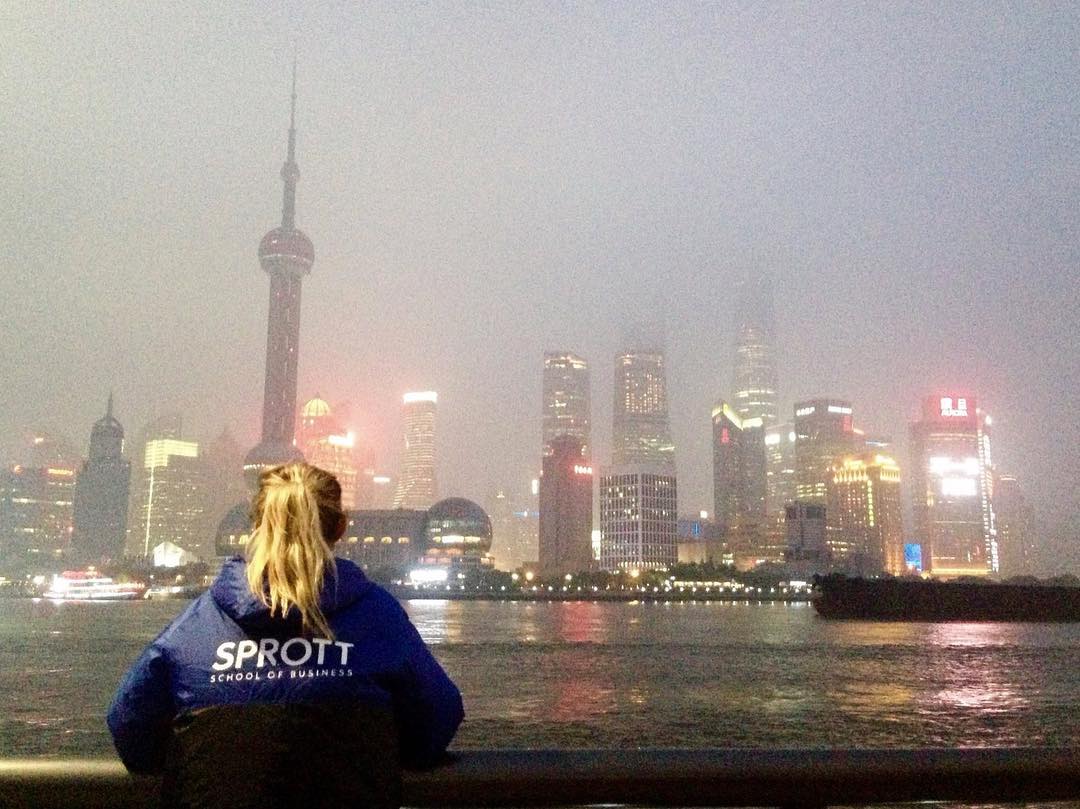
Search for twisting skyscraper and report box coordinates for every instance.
[612,349,675,472]
[394,392,438,509]
[244,64,313,481]
[732,277,779,426]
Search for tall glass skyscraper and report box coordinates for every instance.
[394,392,438,509]
[129,423,203,561]
[711,401,766,528]
[0,433,79,565]
[542,352,590,457]
[612,349,675,472]
[909,394,997,577]
[732,277,779,426]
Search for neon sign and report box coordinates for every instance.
[939,397,969,418]
[573,465,593,476]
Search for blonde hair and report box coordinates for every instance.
[246,463,343,639]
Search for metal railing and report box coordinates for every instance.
[1,748,1078,808]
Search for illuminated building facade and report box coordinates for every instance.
[711,401,766,529]
[338,508,427,574]
[732,277,779,426]
[414,498,494,579]
[994,475,1037,577]
[297,396,358,509]
[0,434,79,568]
[764,422,797,517]
[542,352,591,456]
[244,66,313,482]
[130,434,204,560]
[394,392,438,509]
[909,394,997,577]
[599,466,678,571]
[829,453,904,574]
[72,396,131,564]
[794,399,857,504]
[612,350,675,472]
[539,435,594,578]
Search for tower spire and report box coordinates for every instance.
[106,391,114,420]
[280,56,299,230]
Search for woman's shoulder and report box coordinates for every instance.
[330,561,410,631]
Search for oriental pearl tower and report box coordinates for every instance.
[244,64,314,485]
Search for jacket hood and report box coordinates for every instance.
[210,556,373,633]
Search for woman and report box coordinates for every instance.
[108,463,463,774]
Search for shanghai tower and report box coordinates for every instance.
[244,65,313,482]
[732,277,779,426]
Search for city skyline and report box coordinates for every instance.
[2,4,1077,570]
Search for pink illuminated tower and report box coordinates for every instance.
[244,64,314,482]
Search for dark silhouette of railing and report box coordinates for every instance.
[1,748,1078,808]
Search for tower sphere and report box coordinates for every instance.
[258,226,314,273]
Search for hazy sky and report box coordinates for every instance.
[2,3,1078,555]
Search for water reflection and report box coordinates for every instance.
[1,600,1076,755]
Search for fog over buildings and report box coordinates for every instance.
[1,4,1078,569]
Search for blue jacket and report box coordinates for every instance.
[107,557,463,772]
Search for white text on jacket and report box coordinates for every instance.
[211,637,354,670]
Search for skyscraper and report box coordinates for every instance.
[244,64,313,482]
[394,392,438,509]
[994,474,1037,577]
[732,277,779,426]
[764,422,797,516]
[612,349,675,471]
[793,399,857,504]
[129,420,204,561]
[599,466,677,571]
[909,394,997,577]
[829,453,904,574]
[711,401,766,529]
[0,433,79,568]
[542,352,591,456]
[539,435,594,578]
[72,395,131,565]
[298,396,358,509]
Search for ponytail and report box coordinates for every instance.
[245,463,344,639]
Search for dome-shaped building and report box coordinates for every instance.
[424,498,493,552]
[410,498,494,583]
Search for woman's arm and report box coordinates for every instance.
[106,643,176,773]
[391,619,465,767]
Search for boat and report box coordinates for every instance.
[813,574,1080,622]
[42,570,145,601]
[143,583,205,600]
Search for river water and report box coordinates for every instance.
[1,597,1078,757]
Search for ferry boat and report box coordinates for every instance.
[42,570,145,601]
